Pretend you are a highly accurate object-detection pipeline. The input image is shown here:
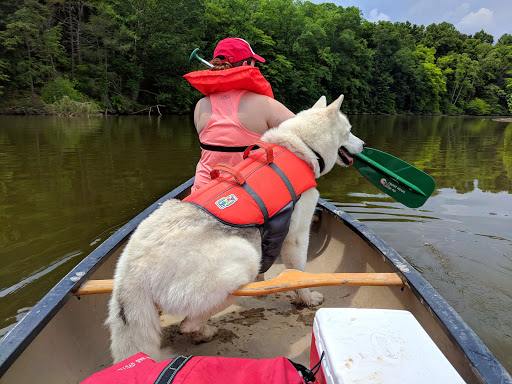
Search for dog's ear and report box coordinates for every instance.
[327,94,344,112]
[312,96,327,109]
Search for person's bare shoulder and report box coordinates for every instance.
[240,92,295,130]
[194,97,211,134]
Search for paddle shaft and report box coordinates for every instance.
[354,152,427,196]
[74,270,404,296]
[190,48,213,68]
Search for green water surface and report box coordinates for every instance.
[0,114,511,371]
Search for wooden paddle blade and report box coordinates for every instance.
[74,270,404,296]
[353,147,435,208]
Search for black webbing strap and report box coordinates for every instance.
[288,351,325,383]
[268,162,297,202]
[154,355,193,384]
[241,182,269,231]
[200,142,248,152]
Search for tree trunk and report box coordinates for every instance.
[26,38,35,102]
[452,74,467,105]
[451,83,457,104]
[453,82,465,106]
[69,3,75,77]
[77,1,83,64]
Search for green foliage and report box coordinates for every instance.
[473,30,494,45]
[41,76,84,104]
[443,102,462,115]
[466,98,491,115]
[498,34,512,46]
[0,0,511,116]
[506,76,512,114]
[0,0,58,98]
[482,84,507,114]
[421,22,462,57]
[413,45,446,113]
[0,60,9,95]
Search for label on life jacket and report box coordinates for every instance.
[183,66,274,98]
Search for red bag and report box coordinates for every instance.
[81,352,316,384]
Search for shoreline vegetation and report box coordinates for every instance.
[1,1,511,117]
[2,93,511,120]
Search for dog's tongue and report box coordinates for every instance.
[339,147,353,165]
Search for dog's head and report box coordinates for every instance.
[263,95,365,178]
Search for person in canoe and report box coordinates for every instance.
[184,37,295,191]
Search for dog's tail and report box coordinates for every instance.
[106,285,163,363]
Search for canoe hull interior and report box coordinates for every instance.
[0,182,509,383]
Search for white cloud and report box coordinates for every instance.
[367,8,390,23]
[456,8,494,34]
[442,2,471,23]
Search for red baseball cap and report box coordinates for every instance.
[213,38,265,64]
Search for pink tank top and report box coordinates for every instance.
[193,89,261,191]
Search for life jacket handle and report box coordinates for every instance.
[210,162,246,185]
[244,141,274,164]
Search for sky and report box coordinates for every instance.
[312,0,511,41]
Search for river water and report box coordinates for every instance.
[0,114,511,371]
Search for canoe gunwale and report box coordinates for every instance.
[317,198,511,384]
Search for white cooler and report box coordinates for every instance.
[310,308,466,384]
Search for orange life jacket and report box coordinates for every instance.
[184,141,316,272]
[183,66,274,99]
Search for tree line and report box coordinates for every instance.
[1,0,511,116]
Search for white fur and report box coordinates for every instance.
[106,95,365,363]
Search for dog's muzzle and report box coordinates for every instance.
[338,146,354,166]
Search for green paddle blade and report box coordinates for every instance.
[353,147,435,208]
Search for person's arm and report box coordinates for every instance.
[238,93,295,135]
[194,97,211,134]
[264,97,295,129]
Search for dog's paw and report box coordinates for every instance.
[255,273,265,282]
[308,290,324,306]
[293,288,324,307]
[187,324,218,344]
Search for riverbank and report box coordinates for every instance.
[1,93,511,119]
[2,105,511,119]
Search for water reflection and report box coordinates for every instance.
[0,115,200,338]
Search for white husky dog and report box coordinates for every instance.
[106,95,365,363]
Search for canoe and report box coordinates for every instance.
[0,177,510,383]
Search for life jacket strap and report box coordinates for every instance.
[242,182,269,231]
[210,163,246,185]
[200,142,248,152]
[154,355,193,384]
[244,141,274,164]
[269,162,297,202]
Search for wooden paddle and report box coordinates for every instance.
[75,269,403,296]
